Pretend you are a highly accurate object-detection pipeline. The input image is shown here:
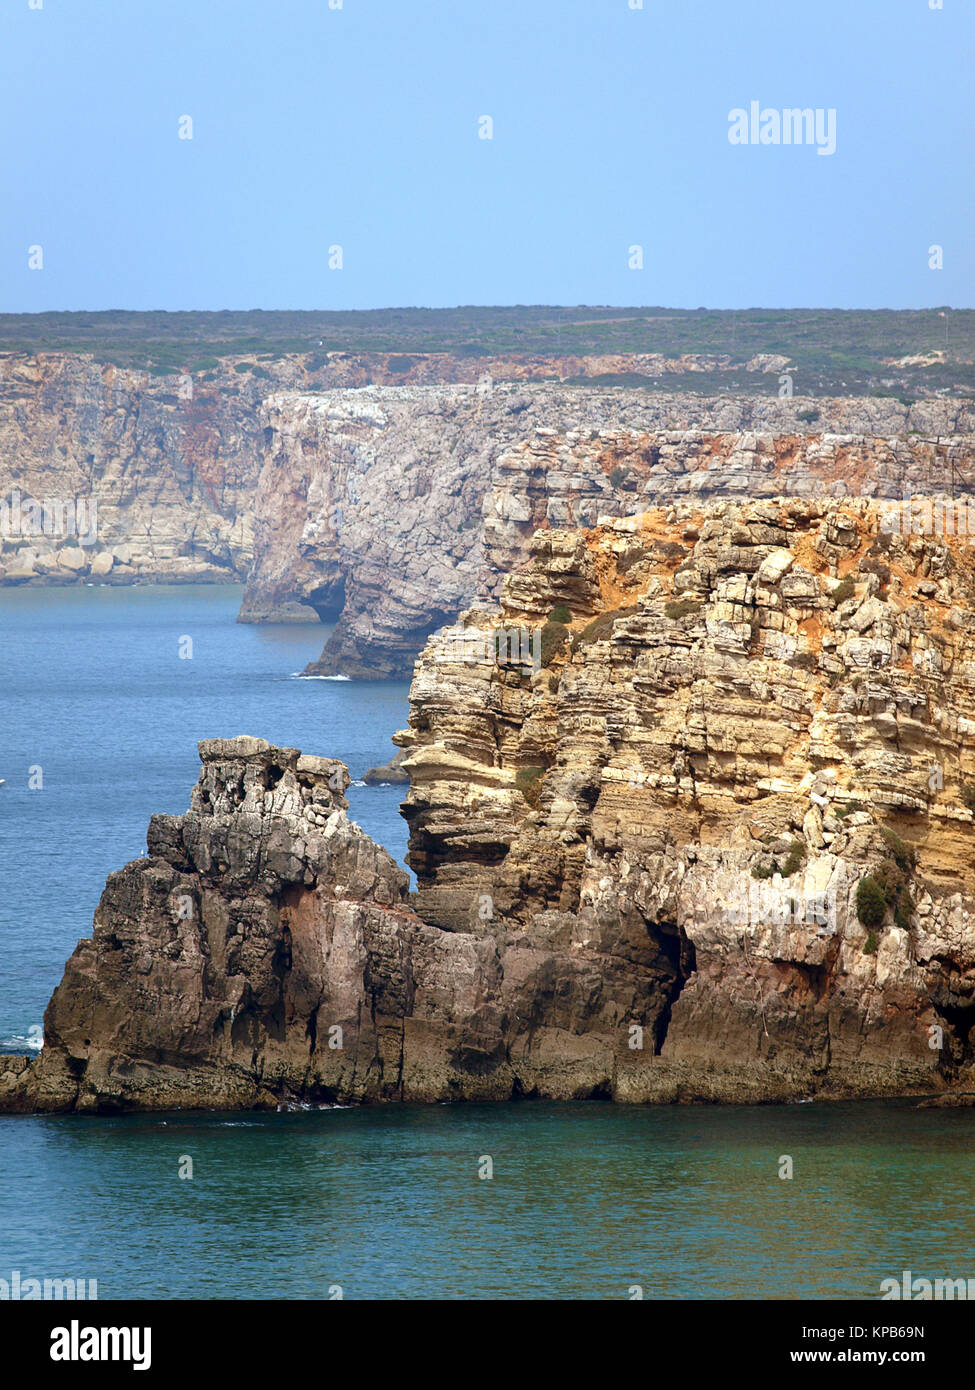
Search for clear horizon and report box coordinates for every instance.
[0,303,969,314]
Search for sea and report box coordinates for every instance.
[1,583,973,1300]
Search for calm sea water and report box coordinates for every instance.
[2,1100,974,1299]
[1,586,973,1301]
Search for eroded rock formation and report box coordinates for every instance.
[397,498,975,1100]
[243,382,975,675]
[5,499,975,1111]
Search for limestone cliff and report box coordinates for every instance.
[5,499,975,1111]
[6,350,755,589]
[0,348,841,590]
[243,382,975,676]
[397,499,975,1100]
[0,355,270,584]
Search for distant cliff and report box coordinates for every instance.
[6,350,975,691]
[242,383,975,676]
[0,348,822,591]
[6,499,975,1112]
[0,354,274,585]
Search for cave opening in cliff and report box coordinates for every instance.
[307,577,346,622]
[262,763,285,791]
[937,999,975,1065]
[650,921,697,1055]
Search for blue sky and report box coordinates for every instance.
[1,0,971,311]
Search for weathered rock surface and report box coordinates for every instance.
[395,498,975,1100]
[243,383,975,676]
[6,343,974,715]
[7,351,743,590]
[4,349,874,591]
[6,500,975,1110]
[0,355,272,585]
[2,738,506,1111]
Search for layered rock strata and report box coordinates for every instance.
[396,498,975,1099]
[244,383,975,675]
[5,500,975,1110]
[0,349,863,590]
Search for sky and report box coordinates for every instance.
[1,0,971,312]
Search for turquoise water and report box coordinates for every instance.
[0,584,410,1047]
[2,1100,974,1299]
[2,586,974,1301]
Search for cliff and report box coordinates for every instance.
[7,350,756,590]
[243,383,975,676]
[5,346,974,694]
[398,498,975,1100]
[5,498,975,1111]
[0,354,270,584]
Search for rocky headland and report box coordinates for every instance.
[5,497,975,1112]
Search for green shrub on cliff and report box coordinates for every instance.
[571,605,638,652]
[515,766,546,809]
[880,827,916,874]
[750,840,805,881]
[548,603,573,625]
[664,598,702,622]
[830,578,856,607]
[856,876,887,929]
[539,621,569,667]
[781,840,806,877]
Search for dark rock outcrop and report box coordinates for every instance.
[2,738,514,1111]
[363,750,410,785]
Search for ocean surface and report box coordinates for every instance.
[3,1100,975,1299]
[1,585,974,1301]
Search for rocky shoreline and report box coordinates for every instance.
[4,498,975,1113]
